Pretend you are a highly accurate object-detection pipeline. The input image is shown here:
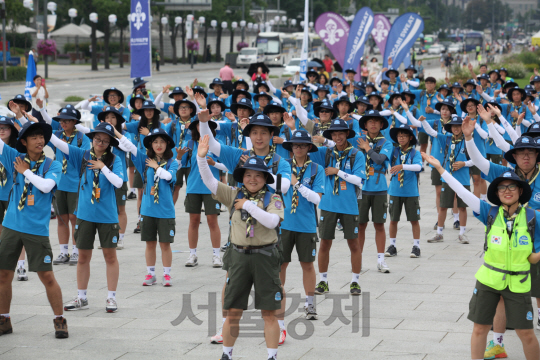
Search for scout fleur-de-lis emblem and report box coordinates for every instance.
[132,2,146,31]
[319,19,345,45]
[371,20,388,43]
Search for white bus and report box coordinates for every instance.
[255,32,296,66]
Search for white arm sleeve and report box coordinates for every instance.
[480,92,494,102]
[267,174,291,194]
[295,101,310,126]
[499,115,519,144]
[475,122,488,139]
[406,110,422,127]
[243,201,281,229]
[39,108,53,125]
[153,92,166,110]
[196,155,218,194]
[402,164,422,171]
[379,110,392,116]
[17,115,28,126]
[101,166,123,188]
[466,138,491,174]
[49,134,70,154]
[23,169,56,193]
[394,112,408,124]
[307,83,318,92]
[192,99,201,114]
[441,170,480,213]
[433,109,441,115]
[298,184,321,205]
[155,167,172,181]
[245,137,253,150]
[271,97,283,105]
[517,125,522,138]
[533,112,540,123]
[351,114,361,120]
[493,122,505,134]
[421,120,438,137]
[0,138,4,154]
[464,160,474,167]
[119,135,138,156]
[337,170,364,187]
[375,71,382,86]
[199,121,221,156]
[75,124,91,134]
[80,100,92,111]
[407,79,420,87]
[267,79,277,94]
[401,82,410,91]
[487,123,511,152]
[522,119,532,127]
[212,162,228,172]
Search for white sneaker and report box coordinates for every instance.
[458,234,469,244]
[377,260,390,273]
[16,267,28,281]
[185,254,198,267]
[106,298,118,313]
[211,327,223,344]
[212,255,223,268]
[117,238,124,250]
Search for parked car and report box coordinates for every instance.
[440,41,453,52]
[236,47,265,68]
[448,43,463,53]
[283,58,301,76]
[428,44,445,55]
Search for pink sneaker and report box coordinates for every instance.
[142,274,156,286]
[162,274,172,287]
[279,328,286,345]
[210,327,223,344]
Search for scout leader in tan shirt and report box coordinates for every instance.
[197,134,285,360]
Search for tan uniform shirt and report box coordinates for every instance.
[213,182,284,247]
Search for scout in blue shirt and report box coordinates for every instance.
[402,65,420,90]
[386,124,423,259]
[253,91,273,116]
[82,87,131,126]
[483,102,505,165]
[500,87,532,141]
[291,87,315,124]
[422,117,472,244]
[356,110,393,272]
[384,67,402,93]
[278,130,325,323]
[57,122,123,314]
[263,101,292,159]
[128,77,155,105]
[367,91,384,111]
[530,75,540,96]
[333,96,360,135]
[462,79,479,100]
[116,127,178,287]
[309,119,365,296]
[477,74,494,105]
[49,106,91,266]
[208,78,227,104]
[207,98,229,185]
[311,101,338,147]
[0,120,69,338]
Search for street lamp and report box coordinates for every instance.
[161,16,168,25]
[89,12,98,71]
[211,19,217,29]
[265,21,270,32]
[175,16,182,25]
[240,20,246,42]
[109,14,117,25]
[23,0,32,9]
[0,0,5,81]
[68,8,77,23]
[230,22,237,53]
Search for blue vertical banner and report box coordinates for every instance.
[130,0,152,78]
[299,0,309,82]
[383,13,424,69]
[343,7,374,78]
[25,50,37,101]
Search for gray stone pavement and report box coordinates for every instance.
[0,169,534,360]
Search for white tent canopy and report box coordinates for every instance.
[5,24,37,34]
[79,24,104,38]
[49,23,92,37]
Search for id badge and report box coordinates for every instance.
[238,135,243,144]
[27,194,34,206]
[369,167,375,176]
[427,99,431,106]
[249,227,255,238]
[340,180,347,191]
[96,188,101,199]
[181,124,185,131]
[151,187,155,195]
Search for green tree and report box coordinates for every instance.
[6,0,34,49]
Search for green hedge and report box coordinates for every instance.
[64,96,84,102]
[64,41,129,57]
[6,33,32,50]
[0,66,26,82]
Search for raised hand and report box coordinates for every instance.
[197,135,210,158]
[14,157,30,174]
[476,85,483,94]
[194,92,207,108]
[225,112,236,122]
[36,98,44,109]
[22,110,38,123]
[461,116,475,138]
[528,101,537,115]
[421,152,442,169]
[487,103,501,117]
[398,97,409,111]
[198,109,210,123]
[145,157,158,170]
[283,112,296,130]
[163,85,171,94]
[477,104,491,122]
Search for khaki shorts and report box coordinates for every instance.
[468,280,534,329]
[140,216,175,243]
[222,242,232,271]
[389,196,420,222]
[358,194,388,224]
[469,165,481,176]
[133,169,143,188]
[0,227,53,272]
[431,167,442,186]
[440,183,470,209]
[418,132,429,145]
[54,190,78,216]
[0,200,8,223]
[319,209,359,240]
[74,219,120,250]
[281,229,317,263]
[185,193,221,215]
[176,167,191,188]
[224,246,282,311]
[115,182,128,207]
[487,153,503,166]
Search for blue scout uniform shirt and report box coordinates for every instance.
[112,145,128,183]
[500,103,532,142]
[461,89,480,101]
[310,145,366,215]
[388,147,422,197]
[131,152,178,218]
[0,159,13,201]
[217,144,292,193]
[474,200,540,253]
[272,124,293,160]
[281,161,325,233]
[291,102,315,121]
[125,121,163,153]
[479,86,494,106]
[90,104,130,128]
[419,118,449,168]
[164,116,194,169]
[335,115,361,137]
[436,133,470,186]
[49,129,91,192]
[210,115,229,146]
[387,79,402,93]
[219,121,249,150]
[409,89,439,122]
[1,146,61,236]
[483,164,540,210]
[183,141,221,195]
[66,145,123,223]
[469,115,489,158]
[351,134,392,193]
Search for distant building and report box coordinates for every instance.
[501,0,537,16]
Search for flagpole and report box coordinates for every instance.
[299,0,309,82]
[1,0,6,81]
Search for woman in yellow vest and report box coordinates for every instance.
[422,153,540,360]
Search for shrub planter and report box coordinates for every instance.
[57,57,71,65]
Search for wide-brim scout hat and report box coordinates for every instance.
[87,122,119,148]
[209,78,224,89]
[143,127,175,149]
[329,77,342,86]
[243,113,279,137]
[499,67,509,75]
[282,129,318,153]
[232,155,275,184]
[354,82,366,91]
[136,100,161,116]
[530,75,540,85]
[450,82,463,92]
[16,121,53,153]
[322,118,355,139]
[344,68,357,75]
[263,101,286,115]
[390,124,417,146]
[504,136,538,165]
[103,87,125,105]
[232,89,252,104]
[188,116,218,134]
[435,97,457,114]
[173,99,196,117]
[438,84,450,93]
[502,80,519,91]
[129,94,146,109]
[524,84,537,94]
[192,86,208,98]
[300,87,313,102]
[306,68,319,78]
[460,97,480,113]
[477,73,489,82]
[488,69,501,80]
[354,96,373,109]
[61,104,82,120]
[10,94,32,112]
[97,106,126,125]
[207,98,226,112]
[53,107,81,124]
[315,101,337,118]
[385,67,399,77]
[254,81,270,93]
[367,91,384,104]
[282,79,294,89]
[332,96,354,113]
[388,92,404,104]
[443,116,464,133]
[315,84,330,96]
[359,109,389,131]
[132,77,148,90]
[523,122,540,138]
[401,90,417,103]
[506,87,526,102]
[253,91,273,102]
[234,78,250,90]
[405,65,417,74]
[230,98,255,116]
[169,86,187,99]
[0,116,19,137]
[487,170,531,206]
[526,91,536,103]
